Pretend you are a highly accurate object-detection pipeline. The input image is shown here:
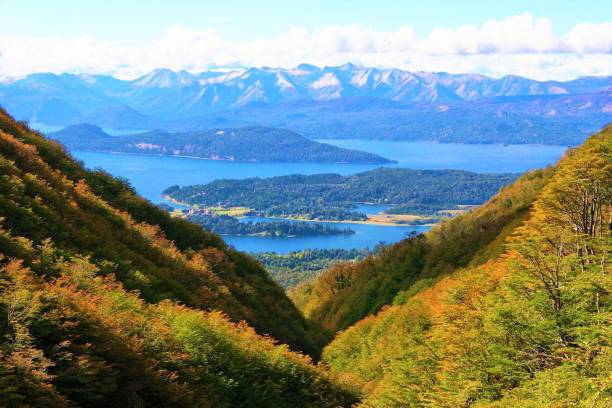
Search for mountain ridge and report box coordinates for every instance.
[2,64,609,145]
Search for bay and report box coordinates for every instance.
[69,140,566,253]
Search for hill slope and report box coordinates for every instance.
[319,127,611,406]
[291,167,552,333]
[0,108,359,406]
[48,124,393,163]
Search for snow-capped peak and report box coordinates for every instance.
[134,68,195,88]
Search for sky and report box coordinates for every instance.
[0,0,611,80]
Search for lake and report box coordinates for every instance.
[67,140,566,253]
[231,215,429,253]
[316,139,568,174]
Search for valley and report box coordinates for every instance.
[2,0,611,404]
[0,108,608,406]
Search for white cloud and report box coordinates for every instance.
[0,13,611,80]
[563,22,612,53]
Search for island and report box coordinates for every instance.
[167,206,355,237]
[189,214,355,237]
[48,123,394,163]
[163,168,518,222]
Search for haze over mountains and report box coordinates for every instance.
[1,64,610,144]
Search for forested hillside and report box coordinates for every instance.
[165,168,517,220]
[291,167,552,333]
[48,124,393,163]
[0,108,356,406]
[315,127,611,406]
[1,104,609,406]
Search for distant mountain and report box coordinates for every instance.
[78,104,157,129]
[1,65,610,143]
[166,91,610,145]
[48,123,394,163]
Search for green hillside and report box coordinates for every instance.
[164,168,517,221]
[318,127,612,406]
[0,108,356,406]
[291,166,553,334]
[1,104,609,406]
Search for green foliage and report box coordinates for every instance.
[49,124,392,163]
[165,168,517,220]
[186,213,355,237]
[384,203,457,215]
[321,126,612,406]
[0,254,357,407]
[294,167,551,333]
[254,249,371,288]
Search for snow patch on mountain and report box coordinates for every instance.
[236,81,265,105]
[351,69,371,87]
[276,73,295,90]
[310,73,341,89]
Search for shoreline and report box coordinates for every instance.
[257,214,437,227]
[163,197,437,227]
[73,149,393,165]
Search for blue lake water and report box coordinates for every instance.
[230,216,428,253]
[316,139,568,174]
[68,140,567,253]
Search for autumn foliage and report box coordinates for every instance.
[292,165,553,334]
[0,108,355,406]
[321,126,611,406]
[1,104,610,406]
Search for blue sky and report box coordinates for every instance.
[2,0,610,40]
[0,0,611,79]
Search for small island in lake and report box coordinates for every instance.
[48,124,394,163]
[172,207,355,237]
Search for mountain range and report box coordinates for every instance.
[1,64,610,144]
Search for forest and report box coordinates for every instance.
[0,105,609,407]
[164,168,516,220]
[295,126,611,406]
[48,124,393,164]
[0,108,356,406]
[253,248,372,288]
[185,213,355,237]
